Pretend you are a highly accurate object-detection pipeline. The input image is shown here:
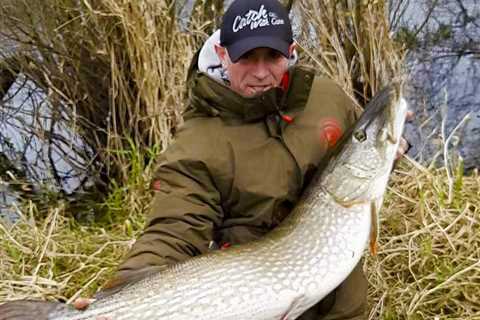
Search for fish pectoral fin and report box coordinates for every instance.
[369,200,381,256]
[323,184,371,208]
[0,300,61,320]
[95,265,168,300]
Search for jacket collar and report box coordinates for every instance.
[186,66,314,122]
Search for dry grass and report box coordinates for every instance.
[366,158,480,319]
[1,157,479,319]
[0,0,404,187]
[0,0,202,183]
[294,0,404,106]
[2,1,478,319]
[0,205,135,302]
[0,141,157,301]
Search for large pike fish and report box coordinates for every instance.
[0,85,408,320]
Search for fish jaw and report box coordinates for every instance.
[319,88,408,257]
[321,86,408,205]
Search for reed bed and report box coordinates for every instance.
[1,0,477,319]
[294,0,404,106]
[0,0,402,187]
[366,159,480,319]
[0,0,200,185]
[0,140,156,301]
[1,158,479,318]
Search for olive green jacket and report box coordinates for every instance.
[118,63,366,319]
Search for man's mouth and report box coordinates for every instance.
[248,85,271,93]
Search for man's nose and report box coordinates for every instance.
[252,59,269,80]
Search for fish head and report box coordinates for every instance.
[321,84,408,206]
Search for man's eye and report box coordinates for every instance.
[268,51,282,59]
[239,51,254,60]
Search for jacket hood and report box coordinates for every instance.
[185,31,312,123]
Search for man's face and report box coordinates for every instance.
[215,44,295,97]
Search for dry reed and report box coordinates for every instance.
[2,1,477,319]
[366,158,480,319]
[0,0,404,189]
[0,0,201,184]
[1,157,479,319]
[294,0,404,105]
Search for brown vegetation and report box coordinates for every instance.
[1,1,478,319]
[0,0,402,188]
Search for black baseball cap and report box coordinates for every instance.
[220,0,293,63]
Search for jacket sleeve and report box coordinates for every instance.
[117,141,224,272]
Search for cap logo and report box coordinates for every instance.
[232,4,285,33]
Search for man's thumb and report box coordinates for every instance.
[73,298,95,310]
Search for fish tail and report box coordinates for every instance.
[0,300,60,320]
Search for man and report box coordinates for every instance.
[76,0,409,318]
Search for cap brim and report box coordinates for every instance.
[226,36,290,63]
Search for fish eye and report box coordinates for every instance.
[353,129,367,142]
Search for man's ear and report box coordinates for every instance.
[214,44,228,64]
[288,42,297,57]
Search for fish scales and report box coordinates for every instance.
[0,85,408,320]
[49,202,369,320]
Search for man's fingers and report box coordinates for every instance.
[396,111,413,161]
[395,148,402,161]
[399,137,408,150]
[406,110,414,121]
[73,299,111,319]
[73,298,95,310]
[395,137,410,160]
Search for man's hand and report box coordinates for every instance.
[394,111,414,161]
[395,137,410,160]
[73,298,109,320]
[73,266,167,317]
[72,269,144,320]
[73,269,140,310]
[73,298,94,310]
